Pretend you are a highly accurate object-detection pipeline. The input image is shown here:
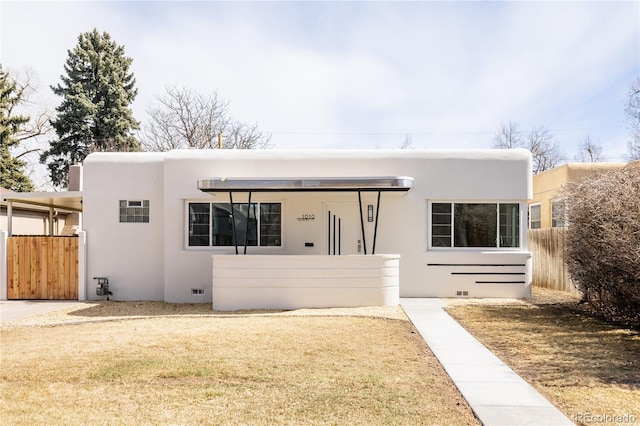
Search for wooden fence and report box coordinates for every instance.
[528,228,579,294]
[7,236,78,300]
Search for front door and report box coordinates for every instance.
[325,203,362,255]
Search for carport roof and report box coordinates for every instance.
[1,191,83,212]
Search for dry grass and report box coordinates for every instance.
[447,288,640,425]
[1,304,478,426]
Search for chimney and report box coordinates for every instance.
[68,164,83,191]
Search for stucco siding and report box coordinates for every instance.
[83,149,532,302]
[83,153,165,301]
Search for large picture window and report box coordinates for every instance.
[431,202,520,248]
[188,202,281,247]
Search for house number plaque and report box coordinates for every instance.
[297,214,316,222]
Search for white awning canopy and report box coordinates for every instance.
[196,177,413,256]
[197,176,413,193]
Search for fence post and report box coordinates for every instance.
[0,230,7,300]
[77,231,87,301]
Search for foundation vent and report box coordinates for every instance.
[191,288,204,295]
[456,290,469,297]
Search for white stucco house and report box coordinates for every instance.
[76,148,532,309]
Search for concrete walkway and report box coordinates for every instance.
[0,300,82,323]
[400,298,573,426]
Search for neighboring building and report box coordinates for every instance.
[1,166,83,236]
[529,162,626,229]
[1,188,73,235]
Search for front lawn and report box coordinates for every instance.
[1,306,478,425]
[447,289,640,425]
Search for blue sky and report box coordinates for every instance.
[1,1,639,167]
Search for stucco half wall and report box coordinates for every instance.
[211,254,400,310]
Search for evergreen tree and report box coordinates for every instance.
[41,29,140,186]
[0,64,34,192]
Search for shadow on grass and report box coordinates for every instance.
[67,301,287,318]
[448,303,640,389]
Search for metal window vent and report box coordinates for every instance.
[456,290,469,297]
[191,288,204,295]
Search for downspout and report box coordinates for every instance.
[7,201,12,236]
[49,207,54,236]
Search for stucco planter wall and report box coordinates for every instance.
[212,254,400,310]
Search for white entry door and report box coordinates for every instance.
[325,203,362,255]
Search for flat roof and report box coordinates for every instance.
[198,177,413,192]
[1,191,83,212]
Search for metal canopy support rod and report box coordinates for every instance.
[327,210,331,255]
[229,191,238,255]
[372,191,381,255]
[338,218,341,256]
[244,191,252,255]
[333,214,336,255]
[357,191,367,255]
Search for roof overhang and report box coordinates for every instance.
[197,177,413,193]
[1,191,83,212]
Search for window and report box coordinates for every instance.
[430,202,520,248]
[431,203,452,247]
[188,202,281,247]
[259,203,282,246]
[551,199,567,227]
[529,204,541,229]
[120,200,149,223]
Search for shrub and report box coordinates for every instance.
[562,166,640,317]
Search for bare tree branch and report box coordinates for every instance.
[15,147,44,159]
[624,77,640,161]
[575,134,603,162]
[399,134,414,149]
[493,121,565,173]
[528,126,565,173]
[142,85,270,152]
[492,121,522,149]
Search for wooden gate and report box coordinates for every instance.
[7,236,78,300]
